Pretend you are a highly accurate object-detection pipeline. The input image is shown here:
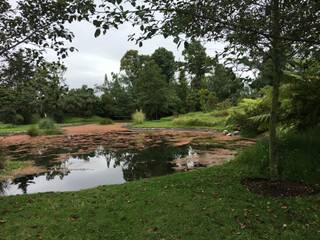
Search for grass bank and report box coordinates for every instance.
[133,109,232,130]
[0,116,107,135]
[0,161,319,240]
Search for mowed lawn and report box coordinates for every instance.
[0,162,319,240]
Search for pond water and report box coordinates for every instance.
[0,144,191,196]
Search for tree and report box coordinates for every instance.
[206,63,243,103]
[0,51,67,123]
[136,60,170,119]
[151,48,176,82]
[63,85,99,117]
[95,0,320,179]
[176,69,189,113]
[100,73,136,119]
[182,40,212,90]
[0,0,94,63]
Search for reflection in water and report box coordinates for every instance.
[0,144,189,196]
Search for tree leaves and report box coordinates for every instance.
[94,29,101,38]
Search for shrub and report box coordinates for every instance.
[227,98,270,136]
[27,126,41,137]
[38,118,55,130]
[236,128,320,183]
[99,118,114,125]
[173,118,216,127]
[27,118,63,136]
[132,110,145,124]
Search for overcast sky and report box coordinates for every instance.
[47,21,225,89]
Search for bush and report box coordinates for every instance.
[132,110,145,124]
[38,118,55,130]
[27,118,63,136]
[27,126,41,137]
[227,98,270,136]
[99,118,114,125]
[236,128,320,183]
[173,118,216,127]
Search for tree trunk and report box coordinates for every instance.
[269,0,282,180]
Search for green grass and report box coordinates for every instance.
[0,123,34,135]
[0,116,106,135]
[0,162,319,239]
[133,109,232,130]
[237,128,320,184]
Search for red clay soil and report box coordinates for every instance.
[0,123,127,145]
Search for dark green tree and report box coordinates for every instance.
[63,85,99,117]
[182,40,212,90]
[95,0,320,179]
[151,48,176,82]
[136,60,170,119]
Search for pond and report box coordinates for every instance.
[0,144,192,196]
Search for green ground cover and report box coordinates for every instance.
[133,109,233,130]
[0,116,106,135]
[0,161,319,240]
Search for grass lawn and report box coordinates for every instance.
[0,116,106,135]
[0,162,319,240]
[133,109,233,131]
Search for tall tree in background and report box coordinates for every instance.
[151,48,176,83]
[95,0,320,179]
[136,60,170,119]
[182,40,211,90]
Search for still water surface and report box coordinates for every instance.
[0,144,190,196]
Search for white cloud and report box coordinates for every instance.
[47,21,225,89]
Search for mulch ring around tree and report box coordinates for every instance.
[242,178,320,197]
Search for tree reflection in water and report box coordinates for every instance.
[0,144,190,195]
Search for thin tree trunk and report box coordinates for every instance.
[269,0,282,180]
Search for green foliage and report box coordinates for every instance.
[236,128,320,183]
[136,60,174,119]
[182,40,212,90]
[173,118,216,127]
[27,118,62,136]
[99,118,114,125]
[1,162,319,239]
[27,126,41,137]
[151,48,176,81]
[132,110,146,124]
[199,89,218,112]
[100,73,136,119]
[206,63,244,103]
[38,118,55,130]
[63,85,99,117]
[228,97,270,136]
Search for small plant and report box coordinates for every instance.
[99,118,114,125]
[27,126,41,137]
[38,118,55,130]
[132,110,145,124]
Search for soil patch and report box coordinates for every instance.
[242,178,320,197]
